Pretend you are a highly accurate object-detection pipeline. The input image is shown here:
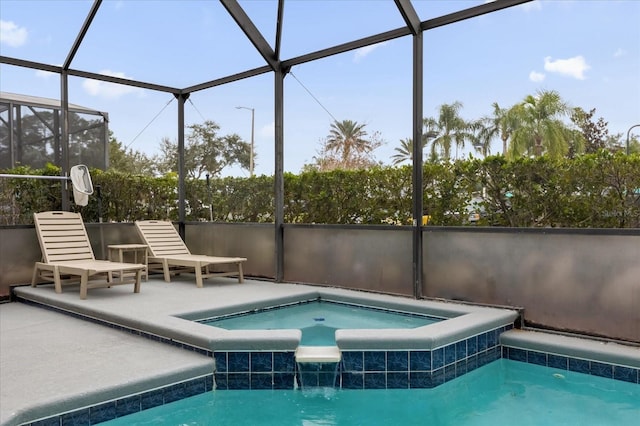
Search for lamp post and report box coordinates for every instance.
[626,124,640,156]
[236,106,255,177]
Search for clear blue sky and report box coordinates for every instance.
[1,0,639,176]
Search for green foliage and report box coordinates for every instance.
[1,153,638,227]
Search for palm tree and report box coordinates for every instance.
[474,102,520,156]
[326,120,371,163]
[427,102,472,160]
[391,138,414,165]
[391,128,438,165]
[508,90,572,159]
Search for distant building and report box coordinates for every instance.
[0,92,109,170]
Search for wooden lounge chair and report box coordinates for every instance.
[32,211,145,299]
[134,220,246,288]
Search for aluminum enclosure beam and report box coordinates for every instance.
[64,0,102,70]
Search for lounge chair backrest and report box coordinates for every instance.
[135,220,191,257]
[34,211,96,263]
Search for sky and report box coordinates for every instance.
[1,0,639,177]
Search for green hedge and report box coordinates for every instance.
[1,151,638,227]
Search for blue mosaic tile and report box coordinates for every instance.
[409,351,431,371]
[455,359,467,377]
[387,372,409,389]
[432,348,444,369]
[467,354,478,372]
[89,402,116,424]
[507,347,527,363]
[569,358,590,375]
[227,373,250,390]
[487,329,498,347]
[477,351,490,368]
[213,352,227,372]
[61,408,90,426]
[164,383,187,403]
[364,351,386,371]
[387,351,408,371]
[273,372,296,389]
[300,372,320,387]
[486,347,501,362]
[320,372,339,387]
[250,373,273,389]
[184,377,206,397]
[444,364,456,382]
[320,362,339,373]
[342,351,364,371]
[478,333,488,351]
[364,372,386,389]
[274,352,295,372]
[214,373,228,390]
[342,372,364,389]
[250,352,273,372]
[30,417,60,426]
[527,351,547,366]
[613,366,638,384]
[431,368,445,387]
[115,395,140,417]
[205,375,215,391]
[590,361,613,379]
[140,389,164,410]
[467,336,478,356]
[548,354,568,370]
[228,352,250,372]
[409,371,431,388]
[456,341,467,361]
[444,344,457,366]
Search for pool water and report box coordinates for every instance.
[101,359,639,425]
[201,300,441,345]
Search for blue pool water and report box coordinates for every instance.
[201,300,441,345]
[100,359,639,425]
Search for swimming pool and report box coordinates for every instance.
[98,359,640,425]
[199,300,442,345]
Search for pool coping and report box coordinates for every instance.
[501,329,640,369]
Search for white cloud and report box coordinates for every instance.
[353,41,388,63]
[529,71,545,82]
[0,20,28,47]
[613,48,626,58]
[543,55,590,80]
[82,70,143,99]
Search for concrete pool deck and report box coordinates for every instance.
[2,276,638,425]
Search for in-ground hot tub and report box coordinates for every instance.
[176,288,520,390]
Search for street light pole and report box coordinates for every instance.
[626,124,640,156]
[236,106,255,177]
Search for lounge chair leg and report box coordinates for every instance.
[53,266,62,294]
[134,270,141,293]
[238,263,244,283]
[80,273,88,299]
[31,267,38,287]
[162,260,171,283]
[195,264,203,288]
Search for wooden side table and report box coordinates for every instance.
[108,244,148,282]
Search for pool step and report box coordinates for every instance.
[295,345,342,363]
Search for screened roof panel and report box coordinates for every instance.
[0,0,94,65]
[276,0,408,60]
[72,1,269,88]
